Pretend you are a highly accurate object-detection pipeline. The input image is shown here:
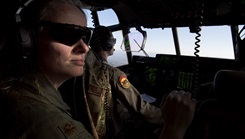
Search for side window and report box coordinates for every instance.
[239,25,245,39]
[83,9,94,28]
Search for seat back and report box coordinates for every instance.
[186,70,245,139]
[213,70,245,104]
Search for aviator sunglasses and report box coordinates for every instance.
[39,21,92,46]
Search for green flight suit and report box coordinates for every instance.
[80,49,164,139]
[0,70,93,139]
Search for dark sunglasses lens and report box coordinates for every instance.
[47,25,91,46]
[112,38,116,44]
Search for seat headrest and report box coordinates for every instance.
[213,70,245,101]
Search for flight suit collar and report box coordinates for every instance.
[21,70,71,114]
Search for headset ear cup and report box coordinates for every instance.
[97,36,112,51]
[106,41,113,51]
[16,23,35,59]
[102,38,113,51]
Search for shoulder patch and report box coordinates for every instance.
[119,76,131,89]
[58,121,78,138]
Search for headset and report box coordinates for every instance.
[90,25,116,51]
[15,0,36,59]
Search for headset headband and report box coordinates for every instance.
[15,0,36,59]
[16,0,34,23]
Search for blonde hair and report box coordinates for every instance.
[20,0,86,26]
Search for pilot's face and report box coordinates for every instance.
[37,3,90,87]
[108,35,116,56]
[108,45,115,56]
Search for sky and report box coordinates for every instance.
[84,9,239,67]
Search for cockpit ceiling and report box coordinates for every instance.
[82,0,245,28]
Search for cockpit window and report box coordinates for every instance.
[84,8,236,67]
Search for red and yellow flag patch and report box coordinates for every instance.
[119,76,130,89]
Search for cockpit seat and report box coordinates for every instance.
[186,70,245,139]
[213,69,245,105]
